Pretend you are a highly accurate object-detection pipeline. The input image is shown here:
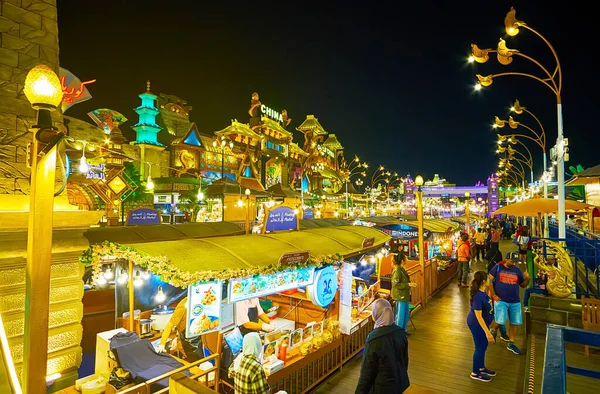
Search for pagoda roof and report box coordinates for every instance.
[266,183,302,198]
[171,123,203,147]
[215,120,262,141]
[296,115,327,135]
[322,133,343,151]
[260,116,293,138]
[289,142,309,157]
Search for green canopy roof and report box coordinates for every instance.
[130,225,389,275]
[402,218,461,233]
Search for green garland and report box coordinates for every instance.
[80,241,342,288]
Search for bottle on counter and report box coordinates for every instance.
[278,340,288,362]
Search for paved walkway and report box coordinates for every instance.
[313,240,529,394]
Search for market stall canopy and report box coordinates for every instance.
[402,218,460,233]
[565,164,600,186]
[354,215,416,225]
[266,183,301,198]
[300,218,350,229]
[493,198,594,217]
[123,225,390,283]
[84,222,244,245]
[451,215,483,224]
[205,177,267,197]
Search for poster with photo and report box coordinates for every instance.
[302,325,314,341]
[186,281,222,337]
[263,340,278,363]
[313,321,324,335]
[229,268,316,303]
[290,328,303,348]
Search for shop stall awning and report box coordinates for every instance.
[84,222,244,245]
[402,219,460,233]
[354,215,415,225]
[267,183,301,198]
[300,218,350,229]
[128,225,390,275]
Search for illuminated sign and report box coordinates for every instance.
[86,164,105,180]
[308,266,338,308]
[263,206,298,233]
[260,104,283,123]
[59,67,95,113]
[186,281,222,337]
[229,268,316,303]
[279,251,310,266]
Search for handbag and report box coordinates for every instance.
[511,236,519,245]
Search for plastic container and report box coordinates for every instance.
[278,341,288,361]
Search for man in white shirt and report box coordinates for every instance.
[236,298,276,336]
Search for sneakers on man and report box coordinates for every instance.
[507,342,522,355]
[480,368,496,376]
[499,333,510,342]
[470,373,491,382]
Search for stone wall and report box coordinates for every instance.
[529,294,583,336]
[0,0,59,195]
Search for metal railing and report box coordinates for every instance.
[541,325,600,393]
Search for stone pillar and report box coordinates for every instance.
[0,0,60,195]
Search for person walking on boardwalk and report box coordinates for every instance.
[467,271,496,382]
[391,252,416,330]
[457,233,471,287]
[355,298,410,394]
[489,259,530,355]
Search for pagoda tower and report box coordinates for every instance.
[132,81,165,178]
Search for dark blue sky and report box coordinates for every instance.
[57,0,600,185]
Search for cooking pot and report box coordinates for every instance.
[140,319,153,337]
[151,306,175,332]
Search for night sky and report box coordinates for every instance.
[57,0,599,186]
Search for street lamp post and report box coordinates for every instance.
[465,191,471,234]
[245,188,251,234]
[22,64,64,394]
[470,7,566,237]
[415,175,426,307]
[213,136,234,179]
[339,156,367,218]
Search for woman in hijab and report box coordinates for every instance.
[355,298,410,394]
[228,332,270,394]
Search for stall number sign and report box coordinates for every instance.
[127,208,161,225]
[186,281,222,338]
[303,209,314,219]
[265,206,298,232]
[229,268,316,303]
[308,266,338,308]
[279,251,310,266]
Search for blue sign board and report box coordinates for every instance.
[264,206,298,232]
[308,266,338,308]
[303,209,314,219]
[127,208,161,225]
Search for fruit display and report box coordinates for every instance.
[322,329,333,344]
[311,333,324,350]
[300,341,312,356]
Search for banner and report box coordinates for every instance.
[59,67,95,113]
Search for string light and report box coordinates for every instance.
[117,269,128,285]
[133,270,143,287]
[142,270,151,280]
[78,141,89,173]
[155,286,166,303]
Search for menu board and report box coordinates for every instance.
[186,281,222,338]
[230,268,316,303]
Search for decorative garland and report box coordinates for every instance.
[80,241,342,288]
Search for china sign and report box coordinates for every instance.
[263,206,298,233]
[260,104,283,123]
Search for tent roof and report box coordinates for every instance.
[354,215,415,224]
[299,218,350,229]
[129,225,390,275]
[402,218,461,233]
[84,222,244,245]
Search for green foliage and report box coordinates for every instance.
[122,162,153,209]
[178,185,202,222]
[567,164,586,201]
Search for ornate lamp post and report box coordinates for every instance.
[415,175,426,306]
[464,191,471,234]
[22,64,64,394]
[470,7,567,238]
[339,155,367,217]
[245,188,251,234]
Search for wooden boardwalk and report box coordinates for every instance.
[312,239,600,394]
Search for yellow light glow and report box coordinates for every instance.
[237,198,244,207]
[46,373,61,383]
[245,188,251,196]
[468,56,475,63]
[23,64,63,109]
[155,286,166,303]
[79,156,89,173]
[474,83,482,91]
[0,314,23,394]
[465,191,471,198]
[197,190,204,201]
[146,176,154,190]
[415,175,424,186]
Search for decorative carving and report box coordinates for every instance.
[508,116,519,129]
[158,93,192,115]
[282,109,292,127]
[504,7,524,36]
[494,116,506,128]
[176,149,196,177]
[497,38,519,66]
[512,99,525,114]
[476,74,494,87]
[532,240,574,298]
[248,92,261,118]
[470,44,491,64]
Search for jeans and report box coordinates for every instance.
[475,245,484,260]
[395,301,410,330]
[524,288,548,307]
[457,261,469,285]
[467,314,489,374]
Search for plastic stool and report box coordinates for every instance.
[408,303,416,331]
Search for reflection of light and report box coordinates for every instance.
[46,373,61,383]
[133,271,143,287]
[96,275,107,286]
[155,286,166,303]
[118,269,128,285]
[103,267,114,280]
[142,271,151,280]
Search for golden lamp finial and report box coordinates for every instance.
[470,44,491,64]
[508,116,519,129]
[512,100,525,114]
[476,74,494,87]
[146,80,151,92]
[497,38,519,66]
[504,7,524,37]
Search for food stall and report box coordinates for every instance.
[79,216,390,393]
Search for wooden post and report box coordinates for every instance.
[22,137,58,394]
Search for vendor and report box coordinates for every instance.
[236,298,275,336]
[156,297,204,361]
